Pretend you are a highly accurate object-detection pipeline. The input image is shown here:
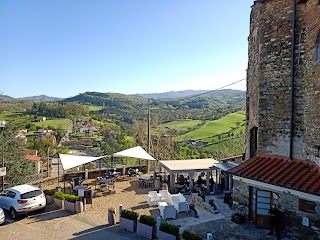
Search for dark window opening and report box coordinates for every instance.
[250,127,258,158]
[299,199,316,213]
[316,33,320,61]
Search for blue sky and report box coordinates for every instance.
[0,0,253,98]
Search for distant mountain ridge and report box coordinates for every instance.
[1,95,64,101]
[137,90,209,99]
[18,95,64,101]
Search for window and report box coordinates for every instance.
[299,199,316,213]
[316,33,320,62]
[250,127,258,158]
[21,190,42,199]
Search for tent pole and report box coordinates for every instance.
[58,157,60,187]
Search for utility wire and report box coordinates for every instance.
[178,78,246,101]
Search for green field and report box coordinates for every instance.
[160,119,203,132]
[34,119,70,130]
[176,112,245,142]
[87,105,104,111]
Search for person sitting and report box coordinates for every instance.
[197,176,204,186]
[178,175,185,185]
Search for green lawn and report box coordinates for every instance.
[159,119,203,132]
[176,113,245,142]
[33,119,70,130]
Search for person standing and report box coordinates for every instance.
[268,204,281,239]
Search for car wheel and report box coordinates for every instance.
[10,207,17,220]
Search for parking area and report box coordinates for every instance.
[0,205,144,240]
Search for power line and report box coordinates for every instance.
[178,78,246,101]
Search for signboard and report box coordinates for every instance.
[302,216,309,227]
[0,167,6,176]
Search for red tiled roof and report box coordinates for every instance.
[26,155,41,161]
[227,155,320,196]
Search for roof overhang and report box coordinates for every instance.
[233,175,320,203]
[159,159,219,173]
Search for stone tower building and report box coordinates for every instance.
[246,0,320,166]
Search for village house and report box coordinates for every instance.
[37,116,46,122]
[227,0,320,238]
[25,149,41,174]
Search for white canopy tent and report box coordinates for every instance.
[59,154,107,171]
[113,146,155,160]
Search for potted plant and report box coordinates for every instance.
[137,215,156,239]
[158,222,179,240]
[64,194,79,213]
[162,183,168,190]
[119,209,139,233]
[43,189,55,205]
[189,203,199,218]
[108,207,116,226]
[53,192,65,209]
[182,229,202,240]
[198,192,205,202]
[208,199,217,211]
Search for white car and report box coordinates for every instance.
[0,207,5,224]
[0,184,46,219]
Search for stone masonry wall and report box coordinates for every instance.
[246,0,320,166]
[302,0,320,166]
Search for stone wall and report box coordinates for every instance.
[246,0,320,166]
[232,180,320,238]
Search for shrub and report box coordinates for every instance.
[208,199,215,206]
[43,189,55,196]
[64,194,79,203]
[53,192,65,200]
[159,222,179,236]
[139,215,156,227]
[120,209,139,221]
[182,229,202,240]
[108,207,115,213]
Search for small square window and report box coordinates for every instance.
[299,199,316,213]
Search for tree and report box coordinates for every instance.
[1,125,34,187]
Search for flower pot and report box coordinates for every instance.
[75,201,83,213]
[65,201,76,213]
[108,212,116,225]
[45,195,54,205]
[137,222,155,239]
[54,198,65,209]
[157,230,178,240]
[119,217,137,233]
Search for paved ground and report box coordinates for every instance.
[0,205,145,240]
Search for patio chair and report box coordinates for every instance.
[171,193,189,213]
[147,191,161,206]
[159,190,171,203]
[158,202,176,219]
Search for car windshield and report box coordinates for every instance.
[21,190,42,199]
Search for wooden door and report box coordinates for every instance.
[255,190,271,228]
[249,187,257,222]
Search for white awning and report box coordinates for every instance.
[59,154,107,171]
[159,159,219,173]
[113,146,155,161]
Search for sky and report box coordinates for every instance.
[0,0,254,98]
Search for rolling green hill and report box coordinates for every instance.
[176,112,246,142]
[160,119,203,132]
